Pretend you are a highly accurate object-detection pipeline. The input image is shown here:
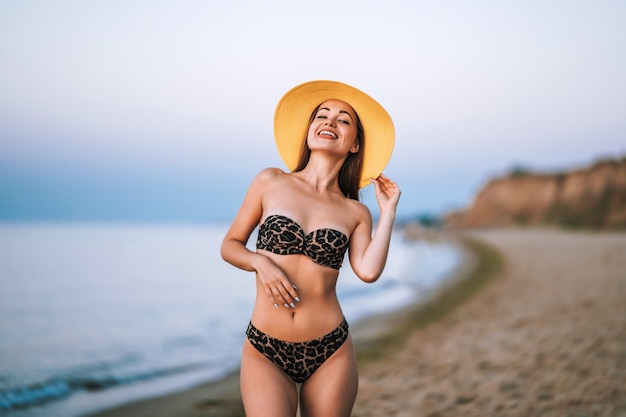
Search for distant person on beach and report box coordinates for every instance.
[221,80,400,417]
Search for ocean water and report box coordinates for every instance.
[0,223,460,417]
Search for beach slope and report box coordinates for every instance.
[354,229,626,416]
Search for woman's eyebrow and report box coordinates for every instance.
[318,107,353,118]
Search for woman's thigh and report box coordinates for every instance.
[240,340,298,417]
[299,336,359,417]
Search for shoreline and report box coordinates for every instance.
[85,228,626,416]
[84,231,492,417]
[350,233,500,364]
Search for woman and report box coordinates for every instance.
[221,80,400,417]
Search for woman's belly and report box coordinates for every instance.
[249,254,346,342]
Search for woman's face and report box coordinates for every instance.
[306,99,359,156]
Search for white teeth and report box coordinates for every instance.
[320,130,338,139]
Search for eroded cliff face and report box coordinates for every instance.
[455,157,626,229]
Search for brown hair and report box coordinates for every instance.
[293,103,365,200]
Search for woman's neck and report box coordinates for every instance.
[294,154,344,193]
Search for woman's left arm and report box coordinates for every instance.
[349,174,401,283]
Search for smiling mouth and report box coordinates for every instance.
[319,130,338,139]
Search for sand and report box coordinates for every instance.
[86,228,626,417]
[354,229,626,417]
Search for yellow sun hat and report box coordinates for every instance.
[273,80,395,189]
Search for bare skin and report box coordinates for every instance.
[221,100,401,417]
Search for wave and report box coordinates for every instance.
[0,362,210,412]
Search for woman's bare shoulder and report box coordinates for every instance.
[251,167,289,187]
[343,197,372,225]
[257,167,286,179]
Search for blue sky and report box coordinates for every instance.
[1,1,625,223]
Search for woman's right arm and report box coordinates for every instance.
[220,168,275,271]
[220,168,299,307]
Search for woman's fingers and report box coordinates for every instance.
[267,280,299,309]
[274,283,295,308]
[378,174,399,194]
[256,255,299,309]
[372,174,401,208]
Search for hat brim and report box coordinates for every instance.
[274,80,394,189]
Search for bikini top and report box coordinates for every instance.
[256,214,349,270]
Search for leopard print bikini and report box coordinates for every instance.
[246,318,349,383]
[256,214,349,270]
[249,214,351,382]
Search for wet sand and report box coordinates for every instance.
[87,229,626,417]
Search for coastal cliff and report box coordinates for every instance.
[453,157,626,229]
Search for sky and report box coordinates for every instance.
[1,0,625,223]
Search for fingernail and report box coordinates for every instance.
[283,303,289,308]
[274,303,279,309]
[295,297,300,302]
[290,303,295,308]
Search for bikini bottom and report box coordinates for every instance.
[245,318,349,383]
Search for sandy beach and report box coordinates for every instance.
[354,229,626,417]
[87,228,626,417]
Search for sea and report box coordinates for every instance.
[0,222,461,417]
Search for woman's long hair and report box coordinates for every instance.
[293,103,365,200]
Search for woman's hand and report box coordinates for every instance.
[371,174,401,214]
[253,254,300,309]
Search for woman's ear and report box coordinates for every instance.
[350,143,360,153]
